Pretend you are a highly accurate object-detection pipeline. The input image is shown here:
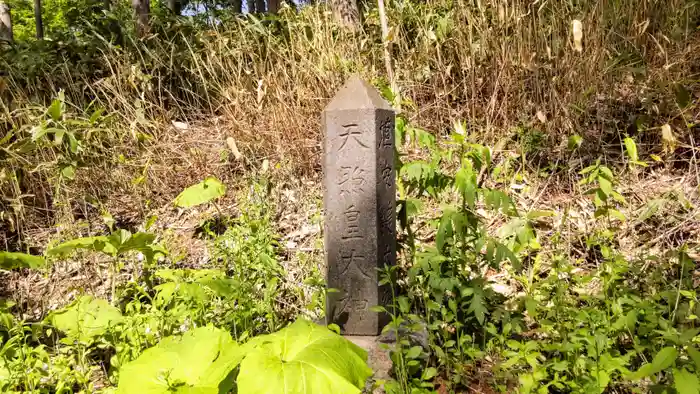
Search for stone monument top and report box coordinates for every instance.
[325,75,393,111]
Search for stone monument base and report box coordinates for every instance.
[347,335,394,394]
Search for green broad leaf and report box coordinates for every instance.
[405,346,423,359]
[608,209,626,222]
[54,128,66,145]
[595,370,610,393]
[628,347,678,380]
[237,319,372,394]
[624,137,639,163]
[674,368,700,394]
[599,166,614,180]
[31,125,49,141]
[652,347,678,371]
[598,177,613,196]
[67,132,79,154]
[48,236,115,257]
[49,296,123,343]
[0,358,9,382]
[0,251,46,270]
[421,367,438,381]
[687,347,700,371]
[117,326,242,394]
[174,177,226,208]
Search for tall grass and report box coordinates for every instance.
[1,0,698,247]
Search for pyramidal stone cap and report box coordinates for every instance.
[325,75,392,111]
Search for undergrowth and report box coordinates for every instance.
[1,0,700,393]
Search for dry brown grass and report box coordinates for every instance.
[1,0,699,250]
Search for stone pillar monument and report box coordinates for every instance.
[322,75,396,336]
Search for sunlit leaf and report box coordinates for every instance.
[237,319,372,394]
[627,347,677,380]
[674,368,699,394]
[49,296,123,343]
[0,251,46,270]
[174,177,226,208]
[117,326,242,394]
[48,236,115,257]
[624,137,639,163]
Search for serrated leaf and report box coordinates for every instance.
[174,177,226,208]
[436,213,453,252]
[0,251,46,270]
[117,326,242,394]
[468,290,486,325]
[49,296,123,343]
[237,319,372,394]
[674,368,700,394]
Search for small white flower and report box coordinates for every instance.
[453,120,467,136]
[145,325,151,334]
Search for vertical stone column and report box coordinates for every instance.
[323,76,396,336]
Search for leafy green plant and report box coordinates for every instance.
[174,176,226,208]
[48,229,165,303]
[48,295,123,344]
[0,251,46,270]
[238,319,372,394]
[117,319,372,394]
[117,326,242,394]
[579,160,626,222]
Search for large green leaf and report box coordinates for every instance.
[49,296,123,343]
[117,326,243,394]
[674,368,700,394]
[0,251,46,270]
[174,177,226,208]
[237,319,372,394]
[47,236,115,257]
[627,346,678,380]
[48,231,165,263]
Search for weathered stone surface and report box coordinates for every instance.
[347,336,393,394]
[323,75,396,336]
